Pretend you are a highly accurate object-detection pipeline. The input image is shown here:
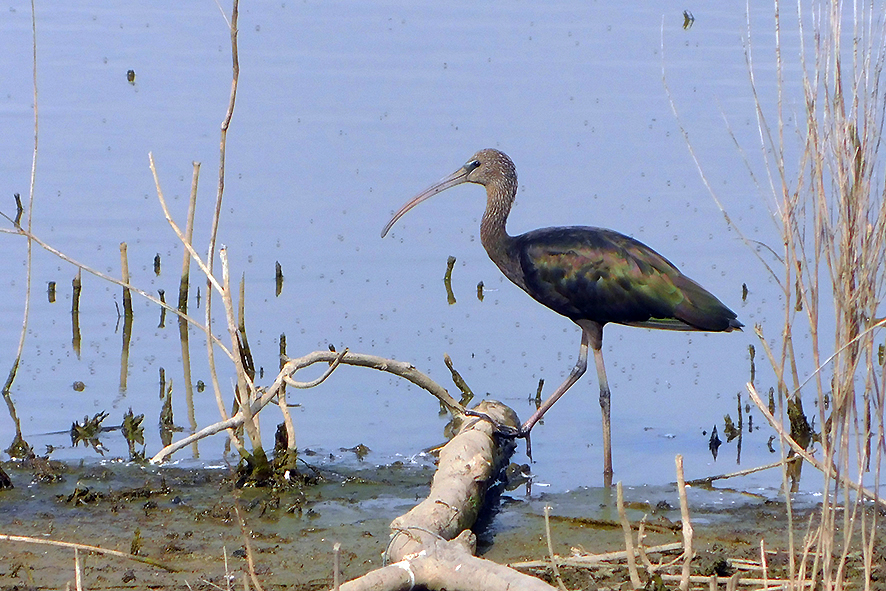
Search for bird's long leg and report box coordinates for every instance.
[518,328,590,438]
[593,345,613,480]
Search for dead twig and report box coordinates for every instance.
[676,455,693,591]
[150,350,466,463]
[543,505,568,591]
[0,533,177,573]
[683,458,798,486]
[617,481,642,589]
[509,542,683,568]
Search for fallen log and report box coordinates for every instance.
[333,400,557,591]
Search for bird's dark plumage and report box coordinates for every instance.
[515,226,742,332]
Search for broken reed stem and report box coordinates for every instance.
[179,161,200,311]
[71,269,82,358]
[760,539,768,590]
[220,247,261,451]
[616,482,642,589]
[333,542,342,591]
[675,455,693,591]
[543,506,568,591]
[510,543,683,569]
[683,458,798,486]
[0,533,176,572]
[237,272,255,381]
[636,518,653,571]
[120,242,132,315]
[74,548,82,591]
[71,268,81,313]
[148,155,223,295]
[658,572,811,588]
[278,334,296,450]
[444,352,473,402]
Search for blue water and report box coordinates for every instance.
[0,1,858,494]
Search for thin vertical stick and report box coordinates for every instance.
[637,517,653,571]
[223,546,231,591]
[760,538,768,590]
[178,162,200,311]
[204,0,239,288]
[120,242,132,315]
[617,482,642,589]
[203,0,240,458]
[543,505,568,591]
[333,542,341,591]
[180,163,200,457]
[278,334,296,450]
[676,455,694,591]
[74,548,82,591]
[220,248,260,450]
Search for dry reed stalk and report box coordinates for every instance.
[180,162,201,457]
[0,533,176,572]
[760,539,768,590]
[74,548,82,591]
[665,0,886,587]
[675,455,693,591]
[220,248,261,452]
[119,242,132,313]
[509,542,683,568]
[635,518,654,574]
[333,542,342,591]
[616,482,642,589]
[206,0,241,458]
[179,162,200,309]
[682,458,797,486]
[543,505,568,591]
[277,334,297,451]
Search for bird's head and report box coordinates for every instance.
[381,148,517,237]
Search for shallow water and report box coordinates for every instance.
[0,2,858,493]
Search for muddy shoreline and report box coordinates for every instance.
[0,460,881,590]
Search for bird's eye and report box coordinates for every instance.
[465,160,481,172]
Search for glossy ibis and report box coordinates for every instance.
[382,148,742,478]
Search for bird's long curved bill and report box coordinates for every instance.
[381,165,471,238]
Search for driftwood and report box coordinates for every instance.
[333,400,557,591]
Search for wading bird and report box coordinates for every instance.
[382,149,741,479]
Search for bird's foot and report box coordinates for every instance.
[462,409,525,438]
[462,409,534,460]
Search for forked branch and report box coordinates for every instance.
[150,349,466,463]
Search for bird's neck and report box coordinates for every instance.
[480,183,525,289]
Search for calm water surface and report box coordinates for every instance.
[0,1,827,493]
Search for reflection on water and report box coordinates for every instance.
[0,1,820,491]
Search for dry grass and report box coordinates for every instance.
[742,0,886,588]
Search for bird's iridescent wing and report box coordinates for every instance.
[516,227,739,331]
